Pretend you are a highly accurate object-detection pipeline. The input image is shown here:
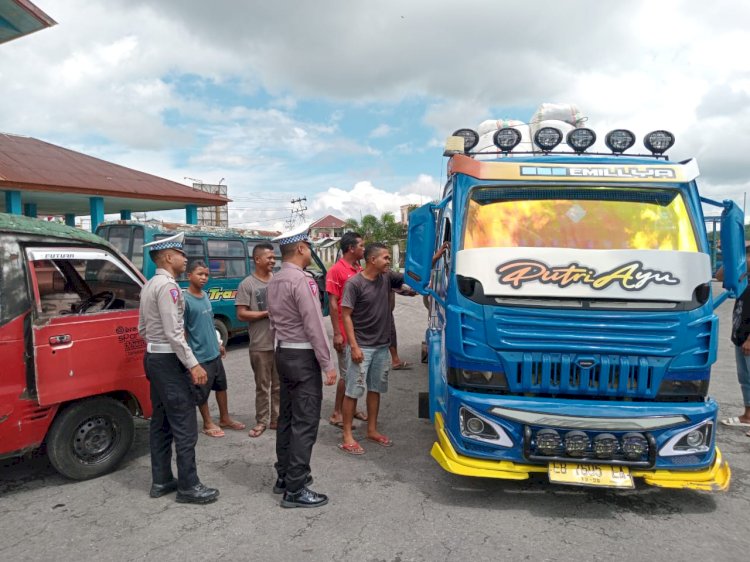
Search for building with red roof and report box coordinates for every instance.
[309,214,347,240]
[0,133,229,230]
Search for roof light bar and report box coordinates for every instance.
[605,129,635,154]
[533,127,563,151]
[566,128,596,153]
[493,127,522,152]
[451,128,479,152]
[644,130,675,155]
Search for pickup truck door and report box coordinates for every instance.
[25,247,146,406]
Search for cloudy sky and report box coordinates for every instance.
[2,0,749,229]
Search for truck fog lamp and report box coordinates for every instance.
[592,433,618,459]
[605,129,635,154]
[564,430,590,457]
[685,430,704,447]
[621,432,648,460]
[451,128,479,152]
[536,429,562,456]
[493,127,522,152]
[644,130,675,155]
[566,128,596,153]
[466,417,486,434]
[533,127,563,151]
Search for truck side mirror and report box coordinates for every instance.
[719,199,748,298]
[404,203,437,295]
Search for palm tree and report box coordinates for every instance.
[344,212,405,248]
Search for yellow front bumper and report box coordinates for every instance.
[431,412,731,491]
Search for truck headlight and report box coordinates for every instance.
[657,378,708,400]
[459,407,513,447]
[659,421,713,456]
[448,367,508,390]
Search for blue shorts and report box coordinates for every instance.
[345,346,390,398]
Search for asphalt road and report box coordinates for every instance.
[2,294,750,561]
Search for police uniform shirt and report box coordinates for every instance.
[138,267,199,369]
[267,262,335,373]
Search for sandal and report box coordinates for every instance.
[248,424,267,438]
[720,416,750,427]
[202,427,225,438]
[366,435,393,447]
[391,361,411,370]
[219,420,246,431]
[338,442,365,455]
[354,411,368,421]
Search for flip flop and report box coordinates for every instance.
[329,419,358,429]
[202,427,225,438]
[391,361,411,371]
[366,435,394,447]
[219,420,246,431]
[248,424,267,438]
[338,442,365,455]
[720,417,750,427]
[354,411,368,421]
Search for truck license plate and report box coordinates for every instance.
[548,462,634,488]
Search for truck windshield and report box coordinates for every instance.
[463,186,698,252]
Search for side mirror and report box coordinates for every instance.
[404,203,437,295]
[719,199,748,298]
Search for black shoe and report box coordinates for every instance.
[280,486,328,508]
[149,479,178,498]
[175,483,219,504]
[272,475,313,494]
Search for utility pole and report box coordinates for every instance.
[286,197,307,229]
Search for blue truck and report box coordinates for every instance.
[405,124,746,490]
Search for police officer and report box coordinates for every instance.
[138,232,219,504]
[267,224,336,508]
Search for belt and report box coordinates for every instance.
[147,343,174,353]
[278,341,313,350]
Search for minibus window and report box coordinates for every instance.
[207,239,246,278]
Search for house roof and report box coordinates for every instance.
[0,133,230,215]
[309,214,347,229]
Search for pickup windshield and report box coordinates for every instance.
[463,186,698,252]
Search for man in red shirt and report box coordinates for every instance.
[326,232,368,427]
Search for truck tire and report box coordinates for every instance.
[46,397,134,480]
[214,317,229,347]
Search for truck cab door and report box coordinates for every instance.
[719,200,748,298]
[404,203,438,295]
[26,247,146,406]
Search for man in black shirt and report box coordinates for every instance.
[339,243,414,454]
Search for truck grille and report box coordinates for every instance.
[504,352,666,399]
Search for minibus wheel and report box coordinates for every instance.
[214,318,229,347]
[46,397,135,480]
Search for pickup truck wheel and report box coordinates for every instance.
[46,397,134,480]
[214,318,229,347]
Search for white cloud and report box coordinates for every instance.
[370,124,393,138]
[308,176,435,224]
[2,0,750,219]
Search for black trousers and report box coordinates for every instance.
[274,347,323,493]
[144,352,200,490]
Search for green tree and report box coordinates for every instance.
[344,211,405,248]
